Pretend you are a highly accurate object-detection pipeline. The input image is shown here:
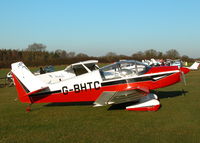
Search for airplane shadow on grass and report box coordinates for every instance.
[153,90,188,99]
[44,101,94,107]
[29,102,94,112]
[108,90,188,111]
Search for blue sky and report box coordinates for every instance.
[0,0,200,58]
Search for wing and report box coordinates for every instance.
[93,86,149,107]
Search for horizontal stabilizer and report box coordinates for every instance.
[26,87,49,96]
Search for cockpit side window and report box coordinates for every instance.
[99,63,121,80]
[87,64,99,71]
[73,66,88,76]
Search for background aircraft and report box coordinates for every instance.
[187,61,200,70]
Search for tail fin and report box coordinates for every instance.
[189,62,200,70]
[11,62,48,103]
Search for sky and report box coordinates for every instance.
[0,0,200,58]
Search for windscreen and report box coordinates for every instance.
[100,60,150,80]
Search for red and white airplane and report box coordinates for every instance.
[11,60,190,111]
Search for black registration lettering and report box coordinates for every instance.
[62,81,101,95]
[80,83,87,91]
[74,84,80,93]
[62,86,68,95]
[94,81,100,90]
[87,82,92,90]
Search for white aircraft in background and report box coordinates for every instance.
[168,59,183,68]
[187,61,200,70]
[142,59,161,66]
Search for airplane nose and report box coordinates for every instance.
[180,67,190,74]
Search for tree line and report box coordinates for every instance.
[0,43,197,68]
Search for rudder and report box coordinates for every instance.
[11,62,48,103]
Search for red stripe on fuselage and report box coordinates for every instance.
[146,66,179,74]
[30,72,181,103]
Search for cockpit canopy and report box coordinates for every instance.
[64,60,99,76]
[100,60,150,80]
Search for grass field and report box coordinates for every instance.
[0,67,200,143]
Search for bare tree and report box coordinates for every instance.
[55,49,67,58]
[165,49,180,59]
[26,43,46,51]
[67,52,76,58]
[144,49,159,59]
[76,53,88,58]
[132,51,144,61]
[106,52,117,57]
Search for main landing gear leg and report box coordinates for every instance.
[26,104,32,112]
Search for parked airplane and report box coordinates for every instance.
[142,59,161,66]
[11,60,190,112]
[164,59,183,68]
[187,61,200,70]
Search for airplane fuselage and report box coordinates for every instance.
[20,66,185,103]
